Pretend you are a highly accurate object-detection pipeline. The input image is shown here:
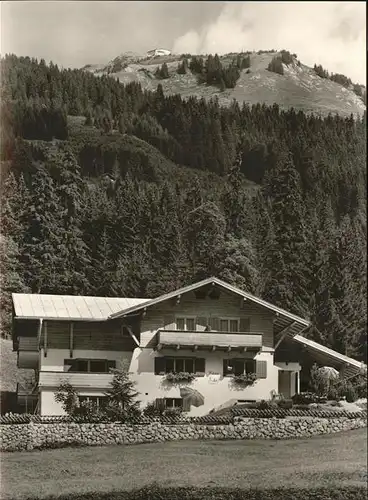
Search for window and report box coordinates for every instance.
[176,318,185,330]
[164,398,183,409]
[186,318,195,331]
[219,318,239,332]
[78,396,108,408]
[176,317,196,331]
[64,359,116,373]
[167,357,195,373]
[230,320,239,332]
[223,358,256,376]
[89,360,107,373]
[154,357,205,375]
[175,316,246,332]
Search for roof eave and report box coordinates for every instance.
[13,316,109,322]
[108,276,311,328]
[292,335,365,371]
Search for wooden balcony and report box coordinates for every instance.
[156,330,263,352]
[38,371,114,390]
[18,336,39,369]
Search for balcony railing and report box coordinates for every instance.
[18,336,38,351]
[156,330,263,351]
[38,371,114,389]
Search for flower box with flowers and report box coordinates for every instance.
[164,372,196,383]
[233,373,257,386]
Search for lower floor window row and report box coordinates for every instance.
[154,357,266,378]
[155,397,188,411]
[154,357,205,375]
[78,396,108,408]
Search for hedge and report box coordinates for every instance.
[19,485,368,500]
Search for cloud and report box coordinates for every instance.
[172,2,366,83]
[0,1,224,68]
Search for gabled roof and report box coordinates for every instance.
[12,294,149,321]
[109,277,310,327]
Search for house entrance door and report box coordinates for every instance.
[278,370,291,399]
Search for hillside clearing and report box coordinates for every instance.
[0,339,34,392]
[1,428,367,499]
[84,52,366,118]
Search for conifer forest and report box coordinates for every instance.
[0,54,366,362]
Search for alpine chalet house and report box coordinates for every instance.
[12,277,364,416]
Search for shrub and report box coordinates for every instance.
[54,382,79,415]
[292,392,321,405]
[143,401,164,418]
[163,407,183,420]
[257,400,273,410]
[277,399,293,409]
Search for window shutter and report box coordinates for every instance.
[209,316,219,331]
[182,398,191,412]
[155,398,165,411]
[197,316,208,331]
[195,358,206,375]
[154,356,166,375]
[240,317,251,333]
[164,315,175,330]
[256,360,267,379]
[107,360,116,371]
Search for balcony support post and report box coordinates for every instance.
[44,321,47,357]
[125,324,140,347]
[69,322,74,358]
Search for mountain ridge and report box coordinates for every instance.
[81,50,366,118]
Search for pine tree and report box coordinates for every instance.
[261,151,309,314]
[0,235,29,336]
[48,149,90,294]
[184,201,226,281]
[104,365,141,421]
[20,165,63,292]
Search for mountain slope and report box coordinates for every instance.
[83,51,365,118]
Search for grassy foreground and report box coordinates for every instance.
[1,428,367,499]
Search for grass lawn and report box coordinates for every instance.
[1,428,367,499]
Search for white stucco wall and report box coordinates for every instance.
[130,349,279,416]
[39,348,280,416]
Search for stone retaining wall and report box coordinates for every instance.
[1,417,366,452]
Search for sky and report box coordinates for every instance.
[0,1,366,83]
